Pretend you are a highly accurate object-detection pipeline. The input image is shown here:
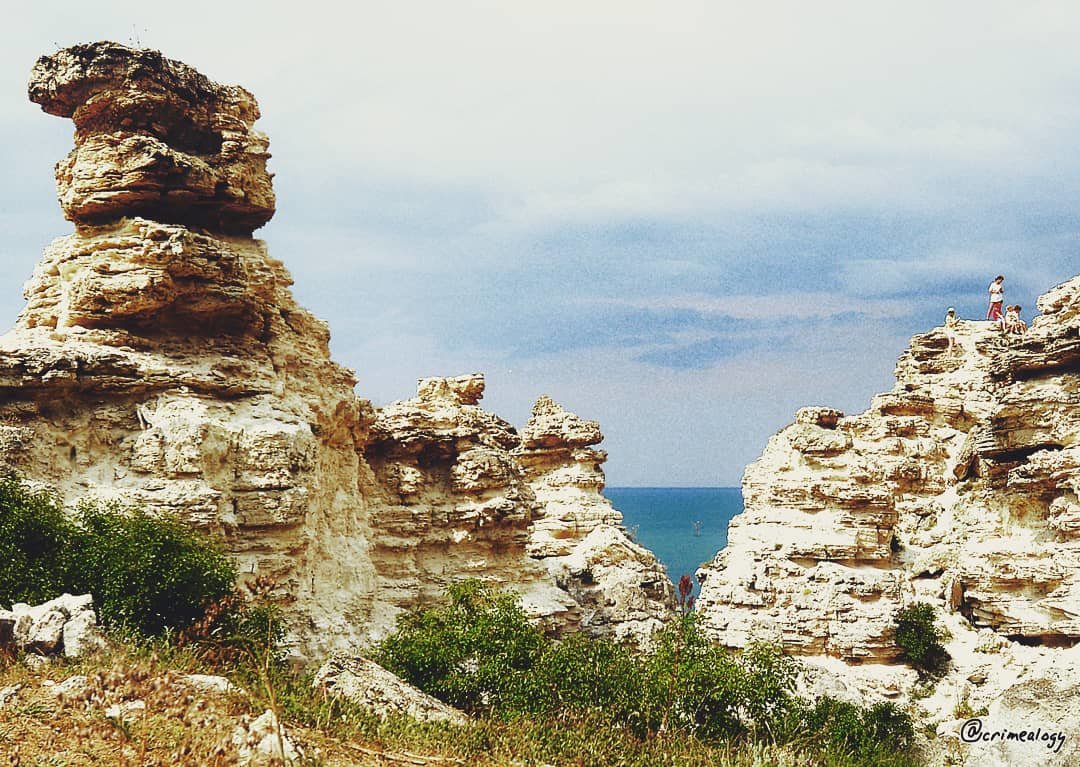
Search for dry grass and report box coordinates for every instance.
[0,647,248,766]
[0,643,914,767]
[0,642,474,767]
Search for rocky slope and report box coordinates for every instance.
[697,277,1080,765]
[0,42,673,660]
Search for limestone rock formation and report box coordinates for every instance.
[1,42,673,660]
[363,375,579,632]
[29,42,273,233]
[697,275,1080,764]
[0,594,106,659]
[518,396,673,643]
[364,379,674,641]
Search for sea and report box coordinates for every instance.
[606,487,743,598]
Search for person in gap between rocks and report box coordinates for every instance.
[944,307,960,353]
[1004,304,1027,335]
[987,275,1005,323]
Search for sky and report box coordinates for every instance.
[1,2,1079,485]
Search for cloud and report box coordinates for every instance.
[636,335,760,369]
[595,293,912,321]
[4,2,1080,485]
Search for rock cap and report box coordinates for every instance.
[416,373,485,405]
[520,395,603,449]
[29,41,274,233]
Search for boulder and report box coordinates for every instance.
[3,594,106,659]
[314,657,468,725]
[232,709,301,766]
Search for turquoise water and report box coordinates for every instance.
[606,487,743,598]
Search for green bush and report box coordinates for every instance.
[0,475,236,636]
[0,477,74,605]
[637,615,801,740]
[528,632,643,720]
[374,579,547,714]
[68,501,236,635]
[894,602,948,673]
[374,579,916,766]
[802,696,914,760]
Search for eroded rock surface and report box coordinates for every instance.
[29,42,273,233]
[364,381,674,640]
[697,275,1080,765]
[0,594,106,659]
[314,656,468,725]
[518,396,674,643]
[1,43,673,660]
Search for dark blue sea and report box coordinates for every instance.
[606,487,743,598]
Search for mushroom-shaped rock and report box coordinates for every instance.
[29,42,274,233]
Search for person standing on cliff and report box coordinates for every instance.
[987,275,1005,323]
[945,307,960,353]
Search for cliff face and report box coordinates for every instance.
[366,381,672,643]
[697,275,1080,764]
[0,42,674,659]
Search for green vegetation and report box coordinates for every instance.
[0,475,920,766]
[0,474,235,635]
[375,580,917,766]
[894,602,949,674]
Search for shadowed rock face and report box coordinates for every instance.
[29,42,274,234]
[2,43,674,659]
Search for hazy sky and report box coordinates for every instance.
[2,2,1078,485]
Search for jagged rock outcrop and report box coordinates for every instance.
[697,275,1080,764]
[362,375,580,631]
[0,43,673,660]
[364,379,674,640]
[698,279,1080,657]
[518,396,673,642]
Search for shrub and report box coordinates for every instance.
[379,582,800,743]
[894,602,948,673]
[527,632,644,721]
[0,475,236,636]
[0,477,74,605]
[640,615,800,741]
[67,501,236,635]
[802,696,915,760]
[357,581,922,765]
[374,579,546,714]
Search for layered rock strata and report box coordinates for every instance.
[518,395,674,642]
[365,379,673,642]
[698,279,1080,658]
[0,42,673,659]
[28,43,274,233]
[697,276,1080,764]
